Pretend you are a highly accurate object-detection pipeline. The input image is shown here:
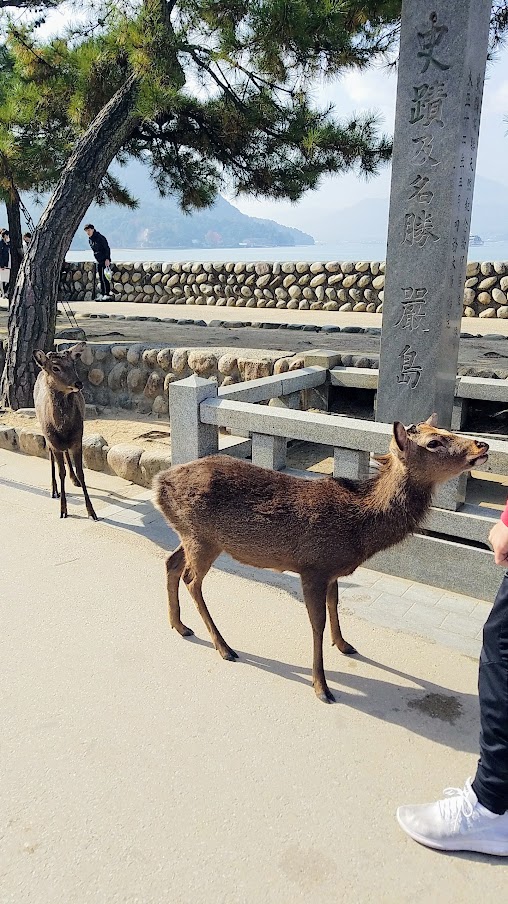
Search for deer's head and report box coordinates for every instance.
[34,343,85,395]
[389,414,489,484]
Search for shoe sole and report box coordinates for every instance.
[396,812,508,856]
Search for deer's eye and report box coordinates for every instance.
[52,365,61,374]
[427,439,442,450]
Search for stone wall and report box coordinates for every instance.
[62,341,304,415]
[60,259,508,317]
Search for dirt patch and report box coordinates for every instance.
[0,408,171,454]
[407,692,463,724]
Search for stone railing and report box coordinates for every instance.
[60,259,508,317]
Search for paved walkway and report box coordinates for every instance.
[3,297,506,335]
[65,299,508,335]
[1,448,505,903]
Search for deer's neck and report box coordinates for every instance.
[46,385,79,430]
[361,459,433,559]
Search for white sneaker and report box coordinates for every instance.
[95,294,104,301]
[397,779,508,855]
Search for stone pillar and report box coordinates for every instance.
[376,0,491,428]
[169,375,219,465]
[251,433,287,471]
[333,448,370,481]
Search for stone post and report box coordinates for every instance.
[169,375,218,465]
[251,434,287,471]
[376,0,491,428]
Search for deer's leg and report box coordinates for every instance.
[301,574,334,703]
[65,450,81,487]
[327,580,357,655]
[183,541,237,660]
[50,450,59,499]
[53,450,67,518]
[72,447,98,521]
[165,544,193,636]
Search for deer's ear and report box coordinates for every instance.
[393,421,408,452]
[33,350,47,368]
[425,413,439,427]
[68,342,86,360]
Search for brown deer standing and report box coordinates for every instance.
[33,342,98,521]
[155,416,488,703]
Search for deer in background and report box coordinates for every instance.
[34,342,98,521]
[155,416,489,703]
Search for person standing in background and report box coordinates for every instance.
[0,230,10,300]
[83,223,112,300]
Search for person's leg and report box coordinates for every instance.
[103,267,111,296]
[472,572,508,814]
[396,573,508,854]
[97,261,106,297]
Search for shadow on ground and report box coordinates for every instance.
[3,471,481,755]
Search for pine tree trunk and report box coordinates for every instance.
[6,190,23,301]
[1,75,140,409]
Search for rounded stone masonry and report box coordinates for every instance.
[107,444,143,482]
[82,434,109,471]
[58,259,508,318]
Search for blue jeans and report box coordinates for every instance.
[472,572,508,814]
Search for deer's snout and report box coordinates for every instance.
[476,441,489,453]
[74,380,83,391]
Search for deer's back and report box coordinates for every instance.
[155,456,368,574]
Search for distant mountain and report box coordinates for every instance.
[2,160,314,250]
[71,189,314,251]
[312,175,508,244]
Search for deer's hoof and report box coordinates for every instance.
[316,688,336,704]
[341,642,358,656]
[52,490,60,499]
[60,511,67,519]
[88,511,99,522]
[174,623,194,637]
[220,646,239,661]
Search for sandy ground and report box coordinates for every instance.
[0,408,171,454]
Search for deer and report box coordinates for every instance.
[33,342,98,521]
[154,416,489,703]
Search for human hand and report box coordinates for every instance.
[105,259,110,266]
[488,520,508,565]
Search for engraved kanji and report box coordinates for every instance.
[412,134,439,166]
[417,13,450,73]
[409,83,447,127]
[402,210,440,247]
[408,175,434,205]
[395,288,428,331]
[397,345,422,389]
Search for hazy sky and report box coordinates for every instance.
[232,47,508,240]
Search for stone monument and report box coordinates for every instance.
[376,0,492,428]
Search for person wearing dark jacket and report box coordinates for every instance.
[84,223,111,299]
[0,230,10,299]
